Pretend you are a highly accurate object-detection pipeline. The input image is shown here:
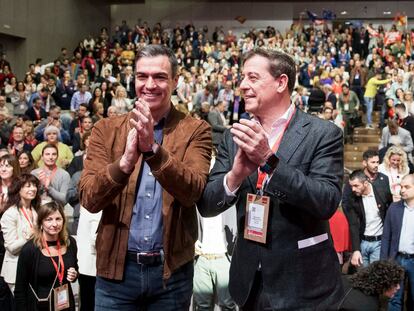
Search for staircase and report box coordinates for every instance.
[344,111,382,172]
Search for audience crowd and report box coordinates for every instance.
[1,17,414,310]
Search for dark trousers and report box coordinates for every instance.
[78,274,96,311]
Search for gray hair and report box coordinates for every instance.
[242,48,296,94]
[135,45,178,78]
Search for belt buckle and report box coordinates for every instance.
[136,251,161,265]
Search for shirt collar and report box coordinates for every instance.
[270,103,295,129]
[404,201,414,211]
[362,184,375,198]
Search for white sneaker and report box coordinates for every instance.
[365,124,370,129]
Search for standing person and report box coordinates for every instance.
[381,174,414,311]
[363,70,391,129]
[338,83,360,143]
[379,146,410,202]
[75,205,101,311]
[208,102,228,150]
[198,48,344,310]
[1,174,40,292]
[79,45,212,310]
[193,157,237,311]
[342,150,391,213]
[345,170,393,268]
[14,201,78,311]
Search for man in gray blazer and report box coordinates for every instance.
[208,101,228,148]
[379,119,413,156]
[198,48,344,310]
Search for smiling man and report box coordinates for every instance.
[80,45,212,310]
[198,48,344,310]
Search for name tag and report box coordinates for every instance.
[344,103,349,111]
[54,283,70,310]
[244,194,270,244]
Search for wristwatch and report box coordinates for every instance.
[259,153,279,174]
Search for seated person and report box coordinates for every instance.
[31,125,73,169]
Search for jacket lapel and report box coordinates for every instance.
[276,109,310,163]
[396,201,405,240]
[246,109,309,191]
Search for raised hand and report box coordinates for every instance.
[119,127,140,174]
[130,98,155,153]
[230,119,273,166]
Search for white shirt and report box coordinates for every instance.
[201,216,227,254]
[398,203,414,254]
[362,184,383,236]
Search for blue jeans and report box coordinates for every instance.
[95,260,193,311]
[360,239,381,267]
[364,96,374,126]
[388,255,414,311]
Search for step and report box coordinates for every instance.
[344,143,379,152]
[353,135,381,144]
[344,162,361,171]
[344,152,363,162]
[354,128,381,136]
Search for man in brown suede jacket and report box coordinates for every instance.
[80,45,212,310]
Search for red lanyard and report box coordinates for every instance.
[21,207,33,229]
[256,106,296,191]
[43,238,65,285]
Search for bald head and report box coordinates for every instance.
[402,174,414,184]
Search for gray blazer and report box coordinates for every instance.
[208,109,227,146]
[379,126,413,154]
[198,109,344,310]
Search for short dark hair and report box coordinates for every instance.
[349,169,369,183]
[41,143,58,156]
[79,103,89,110]
[362,150,379,161]
[242,48,296,94]
[395,103,406,111]
[33,97,42,104]
[135,45,178,78]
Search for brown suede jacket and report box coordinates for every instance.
[79,105,212,280]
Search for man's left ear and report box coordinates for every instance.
[276,74,288,93]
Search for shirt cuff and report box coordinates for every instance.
[223,173,240,198]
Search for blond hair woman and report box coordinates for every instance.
[378,146,410,201]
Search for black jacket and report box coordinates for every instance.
[14,237,78,311]
[344,182,392,252]
[198,109,344,310]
